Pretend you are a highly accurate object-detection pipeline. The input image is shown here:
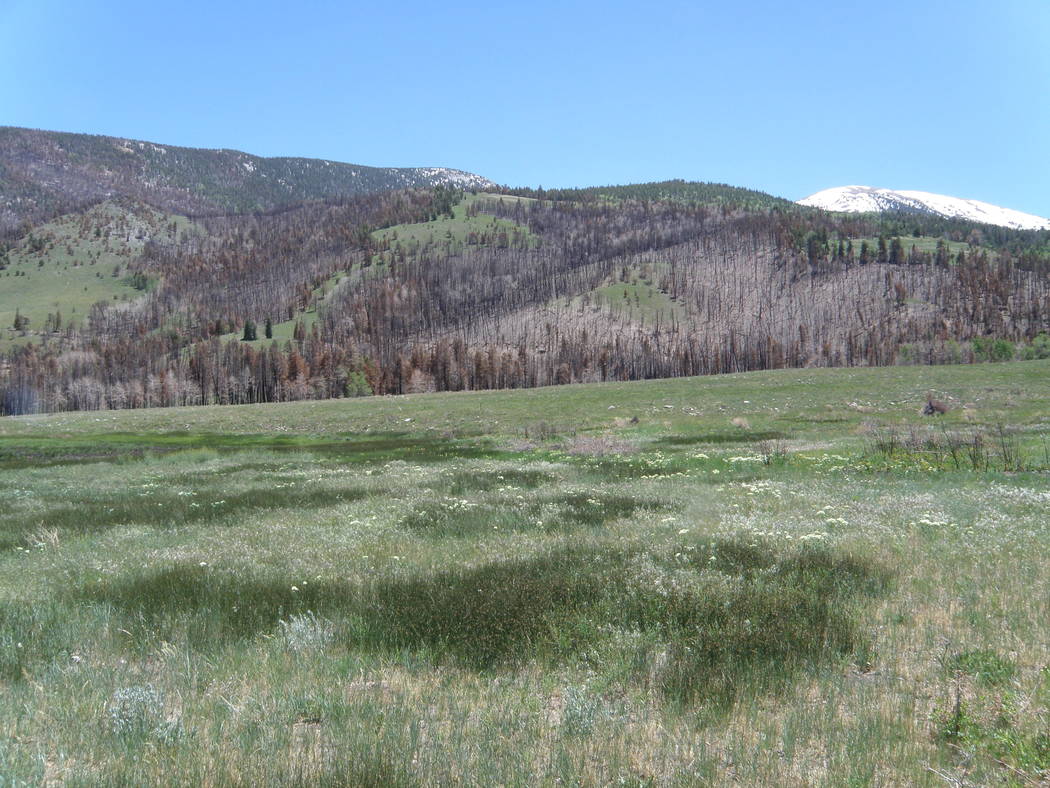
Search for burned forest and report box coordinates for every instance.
[2,184,1048,414]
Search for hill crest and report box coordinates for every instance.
[0,126,495,231]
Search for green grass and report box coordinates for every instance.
[0,201,194,350]
[846,235,972,257]
[588,280,683,323]
[0,360,1048,784]
[554,259,685,327]
[370,192,537,262]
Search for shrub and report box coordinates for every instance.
[972,336,1016,362]
[1021,333,1050,360]
[561,685,605,737]
[279,611,335,652]
[947,649,1016,687]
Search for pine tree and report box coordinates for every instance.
[889,237,904,265]
[859,241,871,265]
[265,318,273,339]
[242,320,257,341]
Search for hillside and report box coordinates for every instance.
[0,126,494,232]
[2,130,1050,415]
[2,183,1048,415]
[0,200,199,350]
[510,179,795,211]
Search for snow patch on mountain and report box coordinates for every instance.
[410,167,496,190]
[798,185,1050,231]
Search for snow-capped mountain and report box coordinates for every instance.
[798,185,1050,231]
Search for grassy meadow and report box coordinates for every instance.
[0,362,1048,785]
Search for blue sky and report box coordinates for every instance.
[2,0,1048,216]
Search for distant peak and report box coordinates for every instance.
[798,186,1050,231]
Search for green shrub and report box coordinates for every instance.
[947,649,1016,687]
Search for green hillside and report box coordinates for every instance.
[0,201,194,349]
[370,193,537,261]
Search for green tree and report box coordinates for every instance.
[859,241,871,265]
[973,337,1015,362]
[935,239,950,268]
[344,370,372,397]
[264,318,273,339]
[242,320,257,341]
[889,237,904,265]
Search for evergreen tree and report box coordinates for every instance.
[859,241,871,265]
[935,239,950,268]
[889,237,904,265]
[265,318,273,339]
[242,320,257,341]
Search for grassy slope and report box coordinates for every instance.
[0,202,194,350]
[565,260,685,327]
[846,235,971,256]
[0,361,1047,785]
[370,193,537,262]
[225,193,536,342]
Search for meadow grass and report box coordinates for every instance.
[0,361,1047,784]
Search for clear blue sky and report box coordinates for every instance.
[2,0,1048,216]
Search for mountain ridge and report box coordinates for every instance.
[0,126,495,231]
[798,185,1050,231]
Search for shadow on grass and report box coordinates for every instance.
[573,456,693,480]
[550,492,662,526]
[654,431,786,447]
[0,486,376,550]
[70,539,891,708]
[444,469,555,494]
[399,492,670,537]
[0,431,505,470]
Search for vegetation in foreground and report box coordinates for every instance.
[0,361,1048,785]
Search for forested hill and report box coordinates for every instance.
[0,126,495,232]
[509,180,795,212]
[2,178,1048,415]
